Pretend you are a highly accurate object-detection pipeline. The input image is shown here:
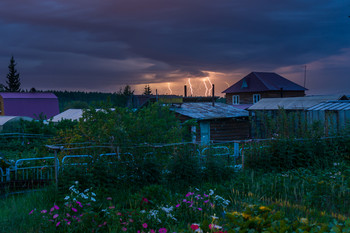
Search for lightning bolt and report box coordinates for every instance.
[167,83,172,94]
[207,77,213,96]
[202,79,208,97]
[188,78,194,96]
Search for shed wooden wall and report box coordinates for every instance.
[174,113,250,142]
[209,117,250,142]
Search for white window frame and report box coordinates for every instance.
[232,95,240,105]
[253,94,261,103]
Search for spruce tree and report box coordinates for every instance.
[5,56,21,92]
[143,84,152,95]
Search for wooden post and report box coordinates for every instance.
[45,145,64,190]
[241,142,245,170]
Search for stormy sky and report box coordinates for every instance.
[0,0,349,96]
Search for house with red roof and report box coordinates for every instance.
[222,72,307,105]
[0,92,59,119]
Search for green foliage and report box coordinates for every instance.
[166,153,202,188]
[56,103,188,146]
[245,137,344,171]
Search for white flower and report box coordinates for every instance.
[140,210,146,213]
[209,189,214,195]
[211,215,219,220]
[84,189,89,193]
[75,181,79,184]
[194,228,203,233]
[64,196,70,200]
[80,193,88,199]
[161,206,173,213]
[69,185,74,190]
[91,192,96,197]
[91,197,96,202]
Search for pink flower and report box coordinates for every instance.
[66,213,71,217]
[190,224,199,230]
[72,208,77,212]
[29,210,34,215]
[107,197,112,200]
[56,221,60,227]
[142,223,148,228]
[159,228,167,233]
[183,199,187,202]
[129,219,134,222]
[41,210,47,214]
[204,200,209,203]
[198,208,202,211]
[67,221,71,225]
[122,227,127,231]
[176,204,181,208]
[150,230,155,233]
[109,206,115,209]
[76,201,82,207]
[50,207,54,212]
[142,197,149,203]
[54,205,59,210]
[117,212,122,216]
[53,214,59,219]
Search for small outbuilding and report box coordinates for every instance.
[171,102,250,144]
[0,92,59,119]
[307,100,350,135]
[0,116,34,132]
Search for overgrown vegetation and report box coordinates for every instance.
[0,105,349,232]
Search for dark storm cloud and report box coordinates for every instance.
[0,0,349,93]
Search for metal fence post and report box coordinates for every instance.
[6,168,10,182]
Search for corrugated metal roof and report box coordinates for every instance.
[307,101,350,111]
[222,72,307,93]
[51,109,83,122]
[0,92,57,99]
[0,116,33,126]
[248,95,341,110]
[171,102,248,120]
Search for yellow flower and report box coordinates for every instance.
[242,213,251,219]
[259,206,271,212]
[300,218,308,224]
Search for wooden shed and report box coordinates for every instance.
[307,100,350,135]
[171,102,250,144]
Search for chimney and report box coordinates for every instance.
[184,85,187,97]
[212,84,215,107]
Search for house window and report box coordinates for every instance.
[253,94,261,103]
[241,79,248,89]
[232,95,240,105]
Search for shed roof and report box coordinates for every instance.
[248,95,341,110]
[171,102,248,120]
[0,92,57,99]
[50,109,83,122]
[222,72,307,93]
[307,100,350,111]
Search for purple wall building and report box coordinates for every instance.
[0,92,59,119]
